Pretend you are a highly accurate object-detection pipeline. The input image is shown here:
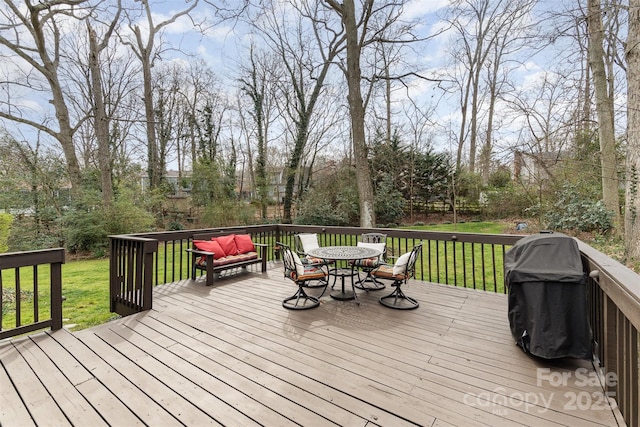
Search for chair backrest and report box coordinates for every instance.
[361,233,386,244]
[277,242,302,279]
[360,233,387,261]
[295,233,320,255]
[405,243,423,279]
[393,242,423,279]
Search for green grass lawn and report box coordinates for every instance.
[402,221,514,293]
[405,220,510,234]
[2,221,512,333]
[59,258,118,329]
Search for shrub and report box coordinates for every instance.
[374,175,405,225]
[0,213,12,253]
[482,184,531,219]
[200,199,256,227]
[542,184,613,233]
[295,167,359,226]
[168,221,184,231]
[6,215,62,251]
[64,188,155,254]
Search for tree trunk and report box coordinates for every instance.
[625,0,640,260]
[87,23,114,208]
[587,0,621,233]
[27,2,83,194]
[141,46,160,190]
[341,0,376,228]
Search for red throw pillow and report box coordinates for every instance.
[234,234,255,254]
[215,234,238,256]
[193,239,226,259]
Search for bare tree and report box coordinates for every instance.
[506,71,581,200]
[154,59,222,176]
[239,45,275,219]
[442,0,537,176]
[587,0,622,232]
[119,0,199,192]
[249,1,345,223]
[322,0,376,226]
[86,2,122,208]
[0,0,92,194]
[323,0,411,227]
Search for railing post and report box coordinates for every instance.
[50,257,63,331]
[142,241,155,311]
[109,235,158,316]
[275,225,282,260]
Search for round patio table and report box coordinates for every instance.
[306,245,382,302]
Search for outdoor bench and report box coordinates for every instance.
[187,231,268,286]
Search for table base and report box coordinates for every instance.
[329,268,358,302]
[330,290,355,300]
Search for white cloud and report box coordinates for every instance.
[402,0,448,20]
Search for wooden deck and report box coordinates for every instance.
[1,263,623,426]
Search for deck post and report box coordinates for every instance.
[50,258,64,330]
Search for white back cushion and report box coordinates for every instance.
[357,241,386,261]
[298,233,320,252]
[283,248,305,277]
[291,251,306,276]
[393,251,412,276]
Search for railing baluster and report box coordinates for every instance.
[15,267,20,327]
[0,270,3,330]
[33,265,38,322]
[491,244,497,293]
[481,243,487,291]
[469,242,475,289]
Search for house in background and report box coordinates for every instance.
[513,150,568,184]
[140,170,192,197]
[238,166,311,204]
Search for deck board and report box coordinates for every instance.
[1,263,622,426]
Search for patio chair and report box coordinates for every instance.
[352,233,387,291]
[277,242,328,310]
[371,242,423,310]
[295,233,335,285]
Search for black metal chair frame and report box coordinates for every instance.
[372,242,423,310]
[277,242,328,310]
[353,233,387,291]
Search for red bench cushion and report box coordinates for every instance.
[213,252,258,267]
[234,234,255,254]
[215,234,239,256]
[193,239,226,259]
[195,251,259,268]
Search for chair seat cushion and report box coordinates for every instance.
[286,265,326,281]
[351,257,380,268]
[372,264,407,280]
[197,252,258,267]
[305,256,329,265]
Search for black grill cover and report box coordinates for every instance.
[505,232,592,359]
